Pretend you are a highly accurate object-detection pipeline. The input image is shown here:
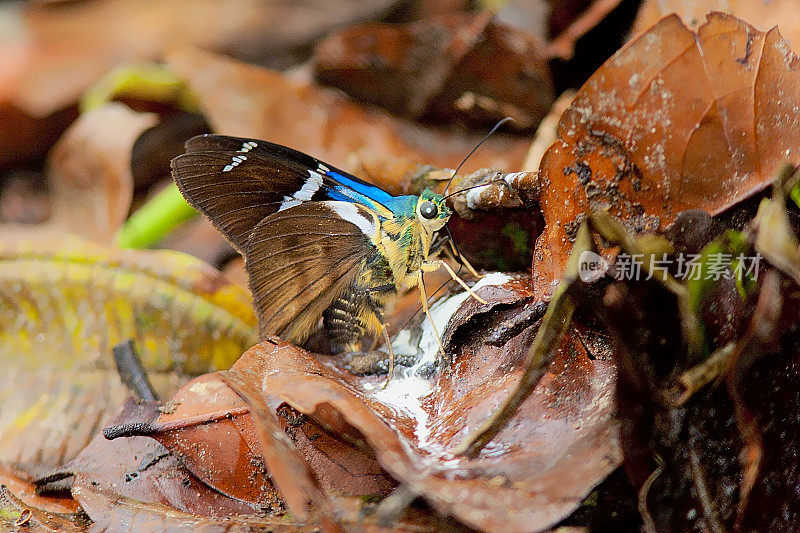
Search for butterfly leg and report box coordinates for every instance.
[361,295,397,387]
[422,260,487,304]
[446,240,483,280]
[417,269,447,360]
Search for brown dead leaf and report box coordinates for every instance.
[86,399,456,531]
[0,463,80,515]
[45,103,156,245]
[109,372,395,509]
[165,47,532,192]
[68,398,294,528]
[9,0,405,117]
[313,12,554,129]
[531,13,800,296]
[0,484,87,532]
[633,0,800,50]
[111,278,620,532]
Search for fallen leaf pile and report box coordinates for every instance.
[4,1,800,531]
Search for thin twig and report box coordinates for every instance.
[112,339,159,402]
[688,442,724,533]
[638,454,664,533]
[671,342,735,406]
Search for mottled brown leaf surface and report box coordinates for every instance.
[532,13,800,296]
[0,463,81,515]
[314,12,554,129]
[82,399,459,531]
[69,399,294,529]
[120,278,620,532]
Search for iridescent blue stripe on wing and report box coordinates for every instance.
[327,170,394,204]
[326,170,418,219]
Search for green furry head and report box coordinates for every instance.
[416,189,451,232]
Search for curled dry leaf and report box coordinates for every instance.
[313,12,554,129]
[82,399,456,530]
[0,484,87,532]
[0,236,256,470]
[114,277,621,532]
[45,103,156,245]
[165,47,533,192]
[530,13,800,296]
[0,462,80,515]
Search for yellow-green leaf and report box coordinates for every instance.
[0,236,257,376]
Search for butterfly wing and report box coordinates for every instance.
[245,201,378,342]
[171,134,396,252]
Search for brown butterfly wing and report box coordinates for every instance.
[245,201,376,342]
[171,135,354,252]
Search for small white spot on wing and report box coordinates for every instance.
[328,202,376,237]
[239,141,258,153]
[317,163,330,172]
[222,155,247,172]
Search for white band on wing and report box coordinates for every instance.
[278,169,324,211]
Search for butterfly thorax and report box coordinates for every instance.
[379,216,431,292]
[324,194,447,353]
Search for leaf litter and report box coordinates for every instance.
[4,2,800,532]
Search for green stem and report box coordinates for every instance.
[115,185,196,249]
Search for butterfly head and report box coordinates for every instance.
[416,189,450,233]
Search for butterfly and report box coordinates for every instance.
[171,135,486,371]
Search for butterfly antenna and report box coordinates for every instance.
[443,116,515,196]
[442,175,508,201]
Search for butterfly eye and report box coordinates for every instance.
[420,201,438,220]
